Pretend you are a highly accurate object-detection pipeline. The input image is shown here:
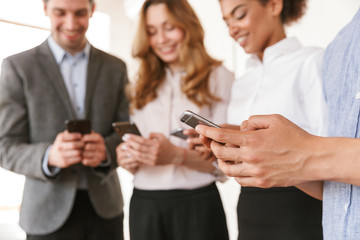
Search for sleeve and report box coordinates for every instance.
[299,49,329,137]
[208,65,235,124]
[42,145,61,177]
[102,61,130,172]
[0,58,51,181]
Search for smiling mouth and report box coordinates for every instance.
[236,35,247,44]
[62,30,81,39]
[158,45,176,54]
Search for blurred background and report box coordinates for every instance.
[0,0,359,239]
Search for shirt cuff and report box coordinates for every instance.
[42,145,61,177]
[98,148,111,167]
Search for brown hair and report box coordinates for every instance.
[130,0,222,110]
[258,0,307,25]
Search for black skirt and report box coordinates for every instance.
[129,183,229,240]
[237,186,323,240]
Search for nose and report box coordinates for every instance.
[228,21,240,40]
[156,29,168,44]
[64,14,77,30]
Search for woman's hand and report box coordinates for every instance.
[116,140,141,174]
[184,128,215,160]
[123,133,183,166]
[184,128,202,150]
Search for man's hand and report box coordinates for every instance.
[82,131,107,167]
[48,131,84,168]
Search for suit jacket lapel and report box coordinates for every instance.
[84,46,102,119]
[36,41,76,118]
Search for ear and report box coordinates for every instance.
[267,0,283,17]
[43,0,49,16]
[90,3,96,18]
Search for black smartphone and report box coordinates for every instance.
[112,121,141,138]
[65,119,92,135]
[170,128,188,140]
[179,110,220,129]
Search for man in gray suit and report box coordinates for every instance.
[0,0,128,239]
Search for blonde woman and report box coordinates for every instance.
[116,0,233,239]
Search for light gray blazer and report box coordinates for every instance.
[0,40,129,234]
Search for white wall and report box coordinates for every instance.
[101,0,360,79]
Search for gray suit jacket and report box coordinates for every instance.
[0,40,129,234]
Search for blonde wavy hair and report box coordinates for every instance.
[130,0,222,110]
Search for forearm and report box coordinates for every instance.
[295,181,323,200]
[305,136,360,187]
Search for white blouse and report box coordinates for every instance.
[227,37,328,136]
[131,65,234,190]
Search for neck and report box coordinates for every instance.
[258,26,286,61]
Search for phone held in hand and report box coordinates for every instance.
[112,121,141,139]
[179,110,220,129]
[170,128,188,140]
[65,119,91,135]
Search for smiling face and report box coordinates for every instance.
[145,3,185,70]
[220,0,285,59]
[44,0,95,55]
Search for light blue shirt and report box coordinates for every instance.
[42,36,90,178]
[322,8,360,240]
[42,37,111,183]
[48,35,90,119]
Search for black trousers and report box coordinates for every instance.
[27,190,123,240]
[129,183,229,240]
[237,187,323,240]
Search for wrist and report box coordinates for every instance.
[173,147,186,165]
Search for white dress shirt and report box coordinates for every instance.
[131,65,234,190]
[227,37,328,136]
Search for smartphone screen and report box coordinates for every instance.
[65,119,91,135]
[112,121,141,138]
[179,110,220,129]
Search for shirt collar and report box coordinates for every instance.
[165,67,186,78]
[247,37,302,67]
[47,35,91,64]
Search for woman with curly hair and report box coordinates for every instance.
[116,0,233,239]
[220,0,327,239]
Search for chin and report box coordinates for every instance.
[160,56,178,64]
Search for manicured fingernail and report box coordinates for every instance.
[122,134,129,141]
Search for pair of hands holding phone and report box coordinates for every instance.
[116,131,216,174]
[48,120,107,169]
